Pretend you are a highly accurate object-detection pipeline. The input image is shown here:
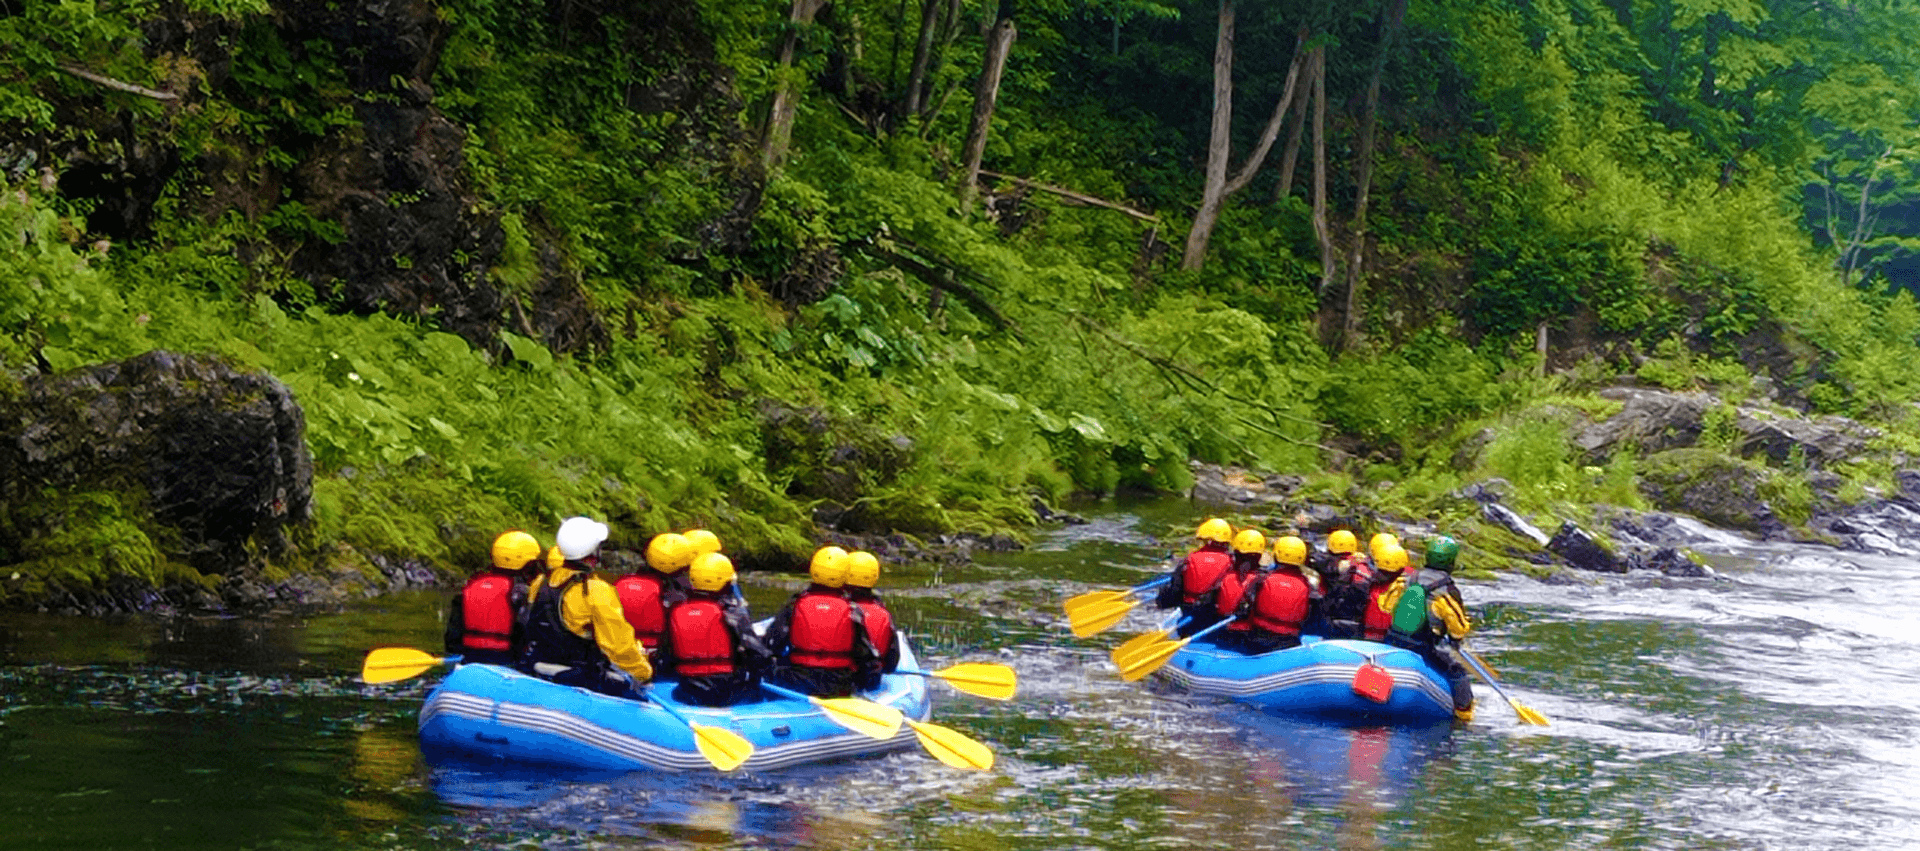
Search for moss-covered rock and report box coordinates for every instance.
[1,351,313,607]
[1636,448,1785,534]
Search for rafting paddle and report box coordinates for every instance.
[360,647,461,683]
[1454,642,1549,726]
[1063,576,1171,617]
[895,663,1018,701]
[644,691,756,771]
[758,681,905,740]
[903,718,996,770]
[1114,616,1237,682]
[1110,616,1192,669]
[1069,597,1147,637]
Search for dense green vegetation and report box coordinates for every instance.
[6,0,1920,599]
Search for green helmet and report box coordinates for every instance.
[1425,536,1460,570]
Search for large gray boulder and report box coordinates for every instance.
[2,351,313,577]
[1574,387,1876,469]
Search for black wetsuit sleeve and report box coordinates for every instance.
[1232,572,1268,619]
[726,605,770,673]
[443,592,465,656]
[763,596,798,659]
[1154,560,1188,609]
[848,603,882,690]
[881,629,901,673]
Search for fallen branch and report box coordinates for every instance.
[977,170,1158,222]
[58,64,177,101]
[868,244,1027,342]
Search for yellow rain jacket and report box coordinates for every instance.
[530,565,654,682]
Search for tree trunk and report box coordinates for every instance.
[961,15,1019,214]
[1180,0,1237,271]
[1273,78,1306,203]
[762,0,831,172]
[903,0,942,118]
[1311,47,1335,302]
[1337,0,1408,351]
[1181,26,1309,270]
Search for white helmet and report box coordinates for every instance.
[555,516,609,560]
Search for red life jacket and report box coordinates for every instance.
[1362,575,1400,640]
[667,598,734,676]
[789,592,856,669]
[1249,569,1311,636]
[614,572,667,648]
[1180,549,1233,604]
[1214,568,1258,631]
[459,573,516,652]
[854,598,894,657]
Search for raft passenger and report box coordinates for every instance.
[843,550,901,679]
[1153,518,1236,637]
[1320,530,1377,639]
[1208,528,1267,653]
[661,553,768,707]
[763,546,881,697]
[444,530,540,667]
[1235,534,1317,653]
[1379,536,1476,721]
[613,532,694,669]
[516,516,654,697]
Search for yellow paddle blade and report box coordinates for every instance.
[1068,599,1139,638]
[905,719,995,770]
[1110,629,1175,669]
[1063,589,1127,616]
[812,696,905,740]
[1115,636,1189,683]
[927,663,1017,701]
[1510,699,1550,726]
[360,647,450,684]
[690,723,755,771]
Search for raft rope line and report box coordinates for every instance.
[1157,644,1455,708]
[419,665,930,772]
[422,689,922,771]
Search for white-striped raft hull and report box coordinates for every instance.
[1155,636,1456,724]
[419,642,930,772]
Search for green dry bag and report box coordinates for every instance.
[1389,579,1428,637]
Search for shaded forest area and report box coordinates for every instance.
[5,0,1920,605]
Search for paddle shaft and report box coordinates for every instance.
[1454,641,1547,724]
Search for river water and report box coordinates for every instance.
[3,497,1916,850]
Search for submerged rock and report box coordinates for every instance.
[1,351,313,581]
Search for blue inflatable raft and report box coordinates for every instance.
[1154,635,1457,724]
[419,642,931,772]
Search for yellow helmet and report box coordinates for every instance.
[809,546,850,588]
[1369,532,1400,563]
[685,528,722,555]
[1376,544,1410,574]
[845,550,881,588]
[491,530,541,570]
[1327,529,1358,554]
[1273,535,1308,566]
[1195,518,1233,543]
[688,552,736,593]
[646,533,696,573]
[545,545,563,570]
[1231,529,1267,555]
